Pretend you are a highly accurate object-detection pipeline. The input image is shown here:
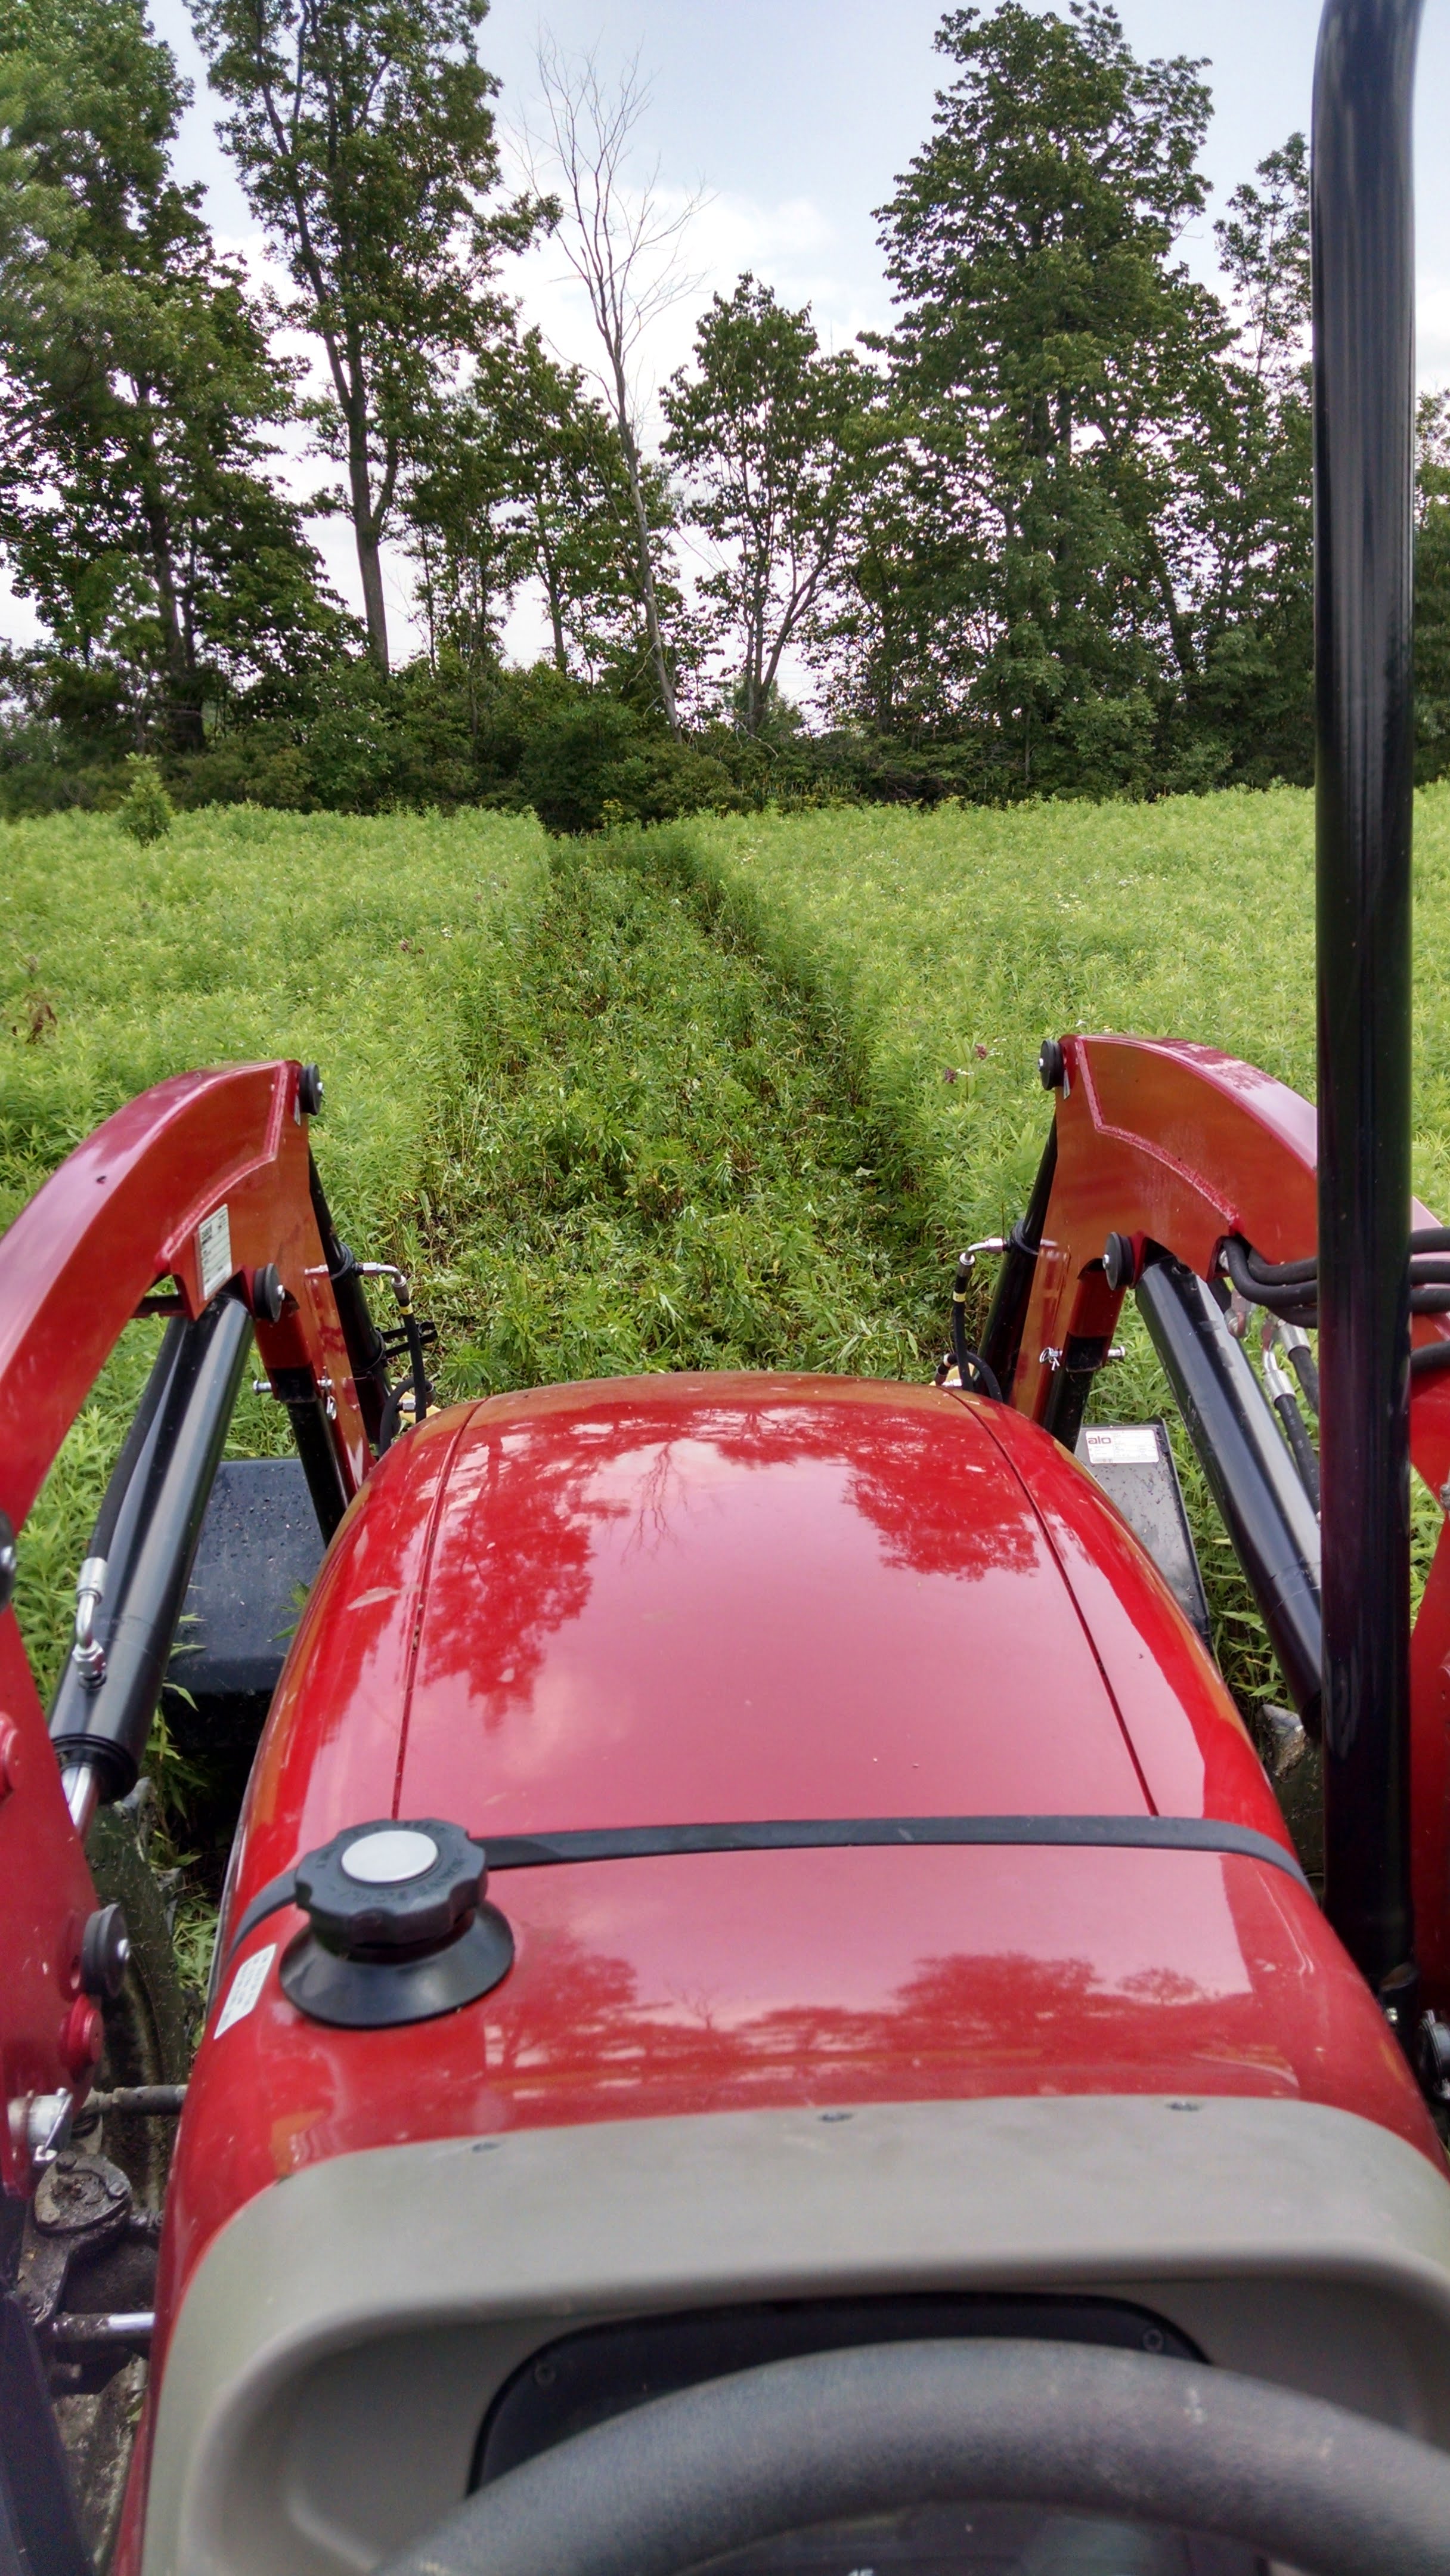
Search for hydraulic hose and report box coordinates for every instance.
[1274,1387,1322,1513]
[980,1123,1056,1398]
[950,1256,1002,1401]
[308,1154,391,1447]
[376,2337,1450,2576]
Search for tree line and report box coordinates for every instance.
[3,0,1450,827]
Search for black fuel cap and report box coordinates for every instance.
[282,1818,514,2029]
[296,1819,485,1955]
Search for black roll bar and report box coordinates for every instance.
[1312,0,1424,2014]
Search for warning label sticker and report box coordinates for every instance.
[215,1943,275,2039]
[1085,1425,1160,1466]
[197,1203,232,1303]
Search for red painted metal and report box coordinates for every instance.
[0,1061,367,1539]
[156,1842,1429,2374]
[0,1060,370,2196]
[0,1614,97,2196]
[151,1373,1434,2370]
[2,1042,1443,2555]
[1011,1032,1450,2001]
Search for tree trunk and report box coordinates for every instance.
[348,427,390,675]
[616,410,678,734]
[537,521,568,672]
[354,513,391,676]
[141,497,203,754]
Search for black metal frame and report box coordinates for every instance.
[48,1296,255,1806]
[1136,1258,1324,1736]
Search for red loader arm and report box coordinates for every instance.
[1006,1033,1450,2002]
[0,1060,372,2197]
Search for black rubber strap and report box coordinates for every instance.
[221,1815,1308,1969]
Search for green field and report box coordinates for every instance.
[6,784,1446,1927]
[678,785,1450,1235]
[1,805,547,1693]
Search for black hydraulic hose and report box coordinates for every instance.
[1289,1338,1322,1416]
[1274,1389,1322,1513]
[1241,1247,1319,1289]
[980,1123,1056,1399]
[949,1257,1002,1401]
[1313,0,1423,2012]
[1137,1257,1322,1732]
[376,2339,1450,2576]
[1220,1239,1317,1320]
[49,1295,253,1801]
[404,1312,430,1423]
[308,1154,391,1448]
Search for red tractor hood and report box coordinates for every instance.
[165,1375,1434,2329]
[243,1371,1277,1849]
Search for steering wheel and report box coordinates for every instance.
[374,2337,1450,2576]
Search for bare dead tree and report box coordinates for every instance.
[524,42,707,734]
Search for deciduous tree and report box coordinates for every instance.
[873,0,1220,792]
[0,0,337,747]
[524,44,701,733]
[190,0,542,673]
[1165,134,1315,784]
[662,276,874,736]
[405,331,647,685]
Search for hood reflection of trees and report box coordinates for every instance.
[436,1388,1044,1730]
[479,1908,1288,2106]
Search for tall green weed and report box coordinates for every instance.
[1,802,549,1692]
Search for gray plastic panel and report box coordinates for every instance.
[141,2095,1450,2576]
[1076,1421,1212,1645]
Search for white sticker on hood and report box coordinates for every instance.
[215,1943,275,2038]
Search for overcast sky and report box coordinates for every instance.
[23,1,1450,660]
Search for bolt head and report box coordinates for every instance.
[1103,1231,1136,1294]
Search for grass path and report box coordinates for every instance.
[418,836,945,1398]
